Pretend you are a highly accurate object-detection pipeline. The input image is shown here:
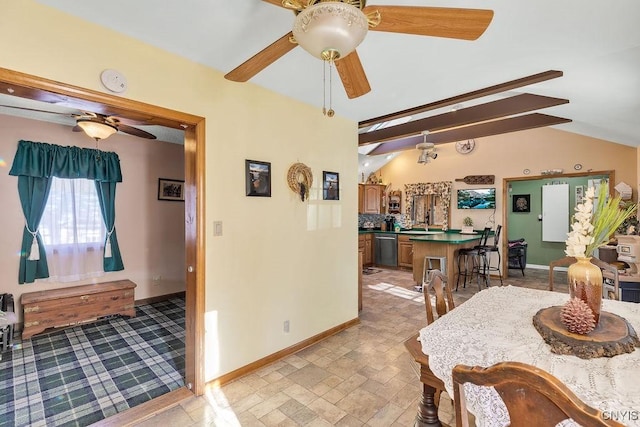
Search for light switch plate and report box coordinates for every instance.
[213,221,223,236]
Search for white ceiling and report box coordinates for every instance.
[17,1,640,159]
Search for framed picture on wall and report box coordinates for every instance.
[512,194,530,213]
[575,185,584,204]
[323,171,339,200]
[245,159,271,197]
[158,178,185,201]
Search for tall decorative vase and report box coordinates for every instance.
[567,257,603,324]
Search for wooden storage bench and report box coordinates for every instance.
[21,280,136,340]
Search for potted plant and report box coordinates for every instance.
[462,216,474,234]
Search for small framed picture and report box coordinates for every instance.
[512,194,530,213]
[575,185,584,204]
[158,178,185,201]
[246,159,271,197]
[323,171,339,200]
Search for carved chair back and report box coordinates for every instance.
[424,269,455,325]
[453,361,625,427]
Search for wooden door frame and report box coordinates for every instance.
[0,67,206,395]
[501,170,614,276]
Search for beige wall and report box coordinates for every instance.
[1,1,358,380]
[0,115,186,315]
[379,127,638,230]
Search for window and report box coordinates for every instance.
[39,177,106,282]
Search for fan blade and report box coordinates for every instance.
[0,104,74,117]
[117,124,156,139]
[334,50,371,99]
[225,32,297,82]
[364,6,494,40]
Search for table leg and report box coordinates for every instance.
[414,383,441,427]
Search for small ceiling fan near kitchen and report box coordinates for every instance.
[225,0,494,112]
[0,103,156,141]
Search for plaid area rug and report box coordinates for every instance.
[0,297,185,427]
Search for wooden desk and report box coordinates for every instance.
[406,286,640,426]
[410,233,482,286]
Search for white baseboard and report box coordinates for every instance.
[526,264,568,272]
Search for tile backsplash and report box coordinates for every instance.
[358,214,412,229]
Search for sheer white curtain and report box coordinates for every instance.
[39,177,106,282]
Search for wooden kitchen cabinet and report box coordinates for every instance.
[358,184,385,214]
[358,233,374,266]
[398,234,413,269]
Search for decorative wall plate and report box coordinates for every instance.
[456,139,476,154]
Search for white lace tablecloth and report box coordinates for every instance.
[419,286,640,426]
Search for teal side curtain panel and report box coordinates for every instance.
[95,181,124,272]
[9,140,124,284]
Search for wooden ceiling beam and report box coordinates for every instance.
[358,70,563,129]
[358,93,568,145]
[367,113,572,156]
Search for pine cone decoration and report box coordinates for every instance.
[561,297,596,335]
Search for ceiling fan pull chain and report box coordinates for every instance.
[322,60,327,116]
[329,60,333,116]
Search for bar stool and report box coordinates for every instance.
[456,227,491,291]
[477,225,503,286]
[415,255,447,292]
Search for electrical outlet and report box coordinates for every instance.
[283,320,290,333]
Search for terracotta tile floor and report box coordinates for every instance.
[134,267,567,426]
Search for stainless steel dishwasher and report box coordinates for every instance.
[374,233,398,267]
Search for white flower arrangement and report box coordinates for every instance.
[565,185,637,258]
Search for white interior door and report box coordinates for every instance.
[542,184,569,242]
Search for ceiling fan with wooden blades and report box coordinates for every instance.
[225,0,494,100]
[0,104,156,141]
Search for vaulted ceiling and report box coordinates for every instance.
[9,1,640,158]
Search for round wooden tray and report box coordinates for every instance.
[533,306,640,359]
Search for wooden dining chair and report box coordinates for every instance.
[452,361,625,427]
[422,269,455,408]
[548,256,576,291]
[548,256,620,299]
[424,269,455,325]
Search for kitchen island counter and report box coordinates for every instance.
[409,232,483,286]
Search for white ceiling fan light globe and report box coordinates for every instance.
[77,119,117,141]
[293,2,368,61]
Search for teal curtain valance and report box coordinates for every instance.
[9,140,122,182]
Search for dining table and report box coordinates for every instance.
[404,285,640,426]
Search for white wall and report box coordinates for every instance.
[379,127,637,230]
[0,1,358,380]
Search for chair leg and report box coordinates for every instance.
[434,388,442,409]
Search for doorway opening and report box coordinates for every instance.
[0,67,206,417]
[501,170,614,275]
